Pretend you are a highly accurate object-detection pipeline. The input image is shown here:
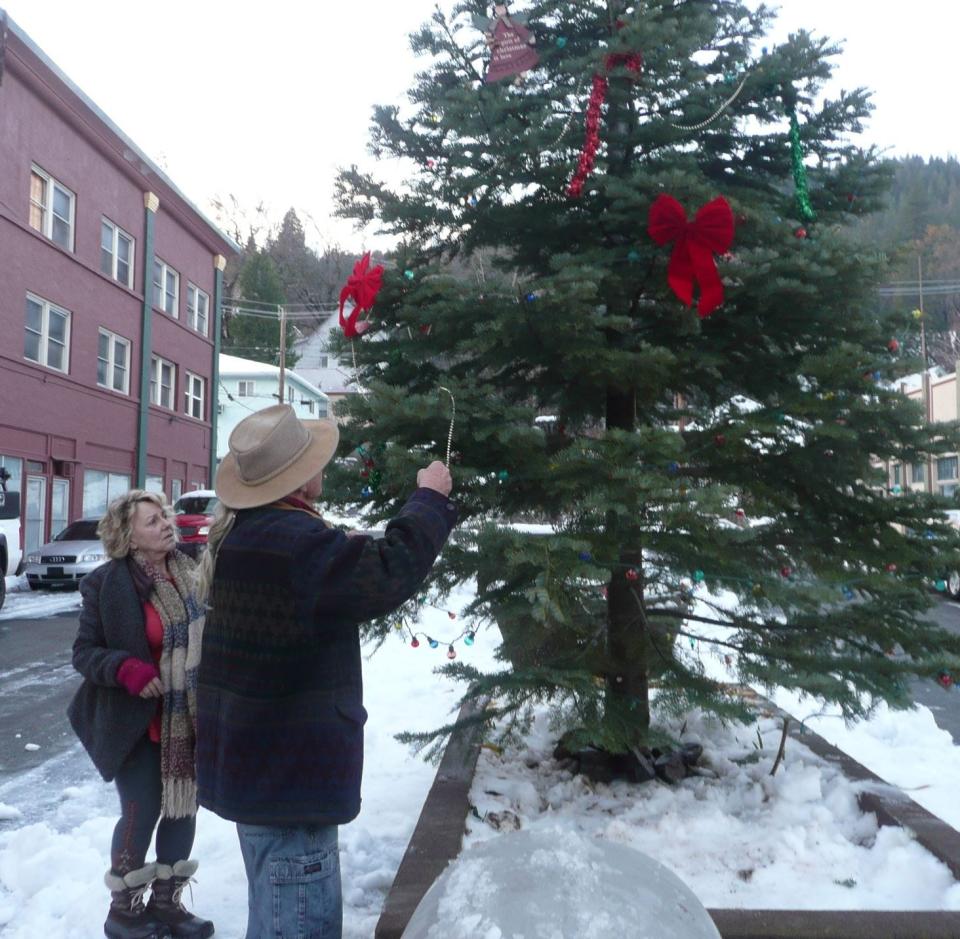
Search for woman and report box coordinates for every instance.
[67,490,214,939]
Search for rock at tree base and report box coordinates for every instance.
[401,829,720,939]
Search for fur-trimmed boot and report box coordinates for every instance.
[146,860,214,938]
[104,864,172,939]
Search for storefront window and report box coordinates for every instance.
[0,455,23,493]
[82,470,131,518]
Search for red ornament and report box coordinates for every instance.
[647,195,735,317]
[448,611,457,620]
[447,645,457,660]
[626,568,639,581]
[938,671,953,689]
[339,252,384,339]
[886,563,897,573]
[411,638,420,648]
[360,469,370,479]
[601,586,608,598]
[780,566,792,578]
[794,227,807,239]
[735,508,746,519]
[888,338,900,353]
[714,433,726,447]
[419,324,433,335]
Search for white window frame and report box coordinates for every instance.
[150,355,176,409]
[317,400,328,418]
[100,218,135,288]
[186,283,209,336]
[238,380,255,397]
[937,455,958,484]
[319,355,329,369]
[184,371,205,420]
[25,293,71,373]
[153,259,180,317]
[29,164,75,251]
[97,327,131,395]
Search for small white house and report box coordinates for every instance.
[217,353,330,460]
[292,312,362,413]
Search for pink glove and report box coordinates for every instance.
[116,658,159,697]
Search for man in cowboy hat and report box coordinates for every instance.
[195,404,455,939]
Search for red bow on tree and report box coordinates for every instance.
[647,195,735,317]
[339,252,384,338]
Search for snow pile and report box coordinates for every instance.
[466,706,960,911]
[402,829,721,939]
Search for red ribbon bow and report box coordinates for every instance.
[339,252,384,338]
[647,195,735,317]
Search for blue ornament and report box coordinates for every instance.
[464,632,475,646]
[361,486,373,498]
[667,461,680,476]
[525,293,537,303]
[428,637,439,649]
[579,551,593,562]
[555,36,567,48]
[936,579,947,592]
[873,370,882,382]
[924,530,935,540]
[498,470,509,482]
[627,249,640,262]
[842,586,855,601]
[404,269,415,281]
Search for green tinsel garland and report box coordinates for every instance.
[788,104,816,224]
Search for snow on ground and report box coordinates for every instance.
[1,576,82,621]
[0,581,498,938]
[3,577,960,936]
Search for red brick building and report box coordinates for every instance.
[0,11,237,557]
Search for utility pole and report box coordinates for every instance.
[278,305,287,406]
[919,257,934,494]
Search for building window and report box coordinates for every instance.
[25,293,70,373]
[97,328,130,394]
[153,259,179,316]
[937,456,958,483]
[305,400,315,415]
[29,165,75,250]
[0,456,23,494]
[892,464,901,486]
[287,386,295,403]
[186,284,209,335]
[100,219,134,287]
[150,355,175,409]
[171,479,183,502]
[184,372,205,420]
[145,474,164,494]
[317,400,328,418]
[940,483,958,498]
[319,355,329,369]
[82,469,131,517]
[238,380,255,397]
[911,463,925,484]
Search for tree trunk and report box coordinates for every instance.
[605,387,650,740]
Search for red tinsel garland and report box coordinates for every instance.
[566,51,643,199]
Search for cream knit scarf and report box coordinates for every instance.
[132,549,204,819]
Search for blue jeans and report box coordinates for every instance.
[236,822,342,939]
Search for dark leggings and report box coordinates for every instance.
[110,736,196,875]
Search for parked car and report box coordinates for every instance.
[172,489,220,558]
[0,487,23,610]
[23,518,107,591]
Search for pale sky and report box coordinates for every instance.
[3,1,953,250]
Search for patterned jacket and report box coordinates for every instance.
[196,488,457,826]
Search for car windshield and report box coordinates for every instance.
[54,520,100,541]
[177,496,218,515]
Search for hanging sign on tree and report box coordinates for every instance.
[647,195,735,318]
[474,4,539,83]
[339,252,384,339]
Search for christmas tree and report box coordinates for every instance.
[328,0,960,756]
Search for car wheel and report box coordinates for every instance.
[948,570,960,599]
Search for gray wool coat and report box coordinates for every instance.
[67,558,160,781]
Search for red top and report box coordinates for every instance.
[143,600,164,742]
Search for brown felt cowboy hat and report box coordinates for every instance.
[215,404,339,509]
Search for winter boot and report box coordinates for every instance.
[104,864,172,939]
[146,860,215,938]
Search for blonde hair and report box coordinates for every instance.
[98,490,175,559]
[196,502,237,606]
